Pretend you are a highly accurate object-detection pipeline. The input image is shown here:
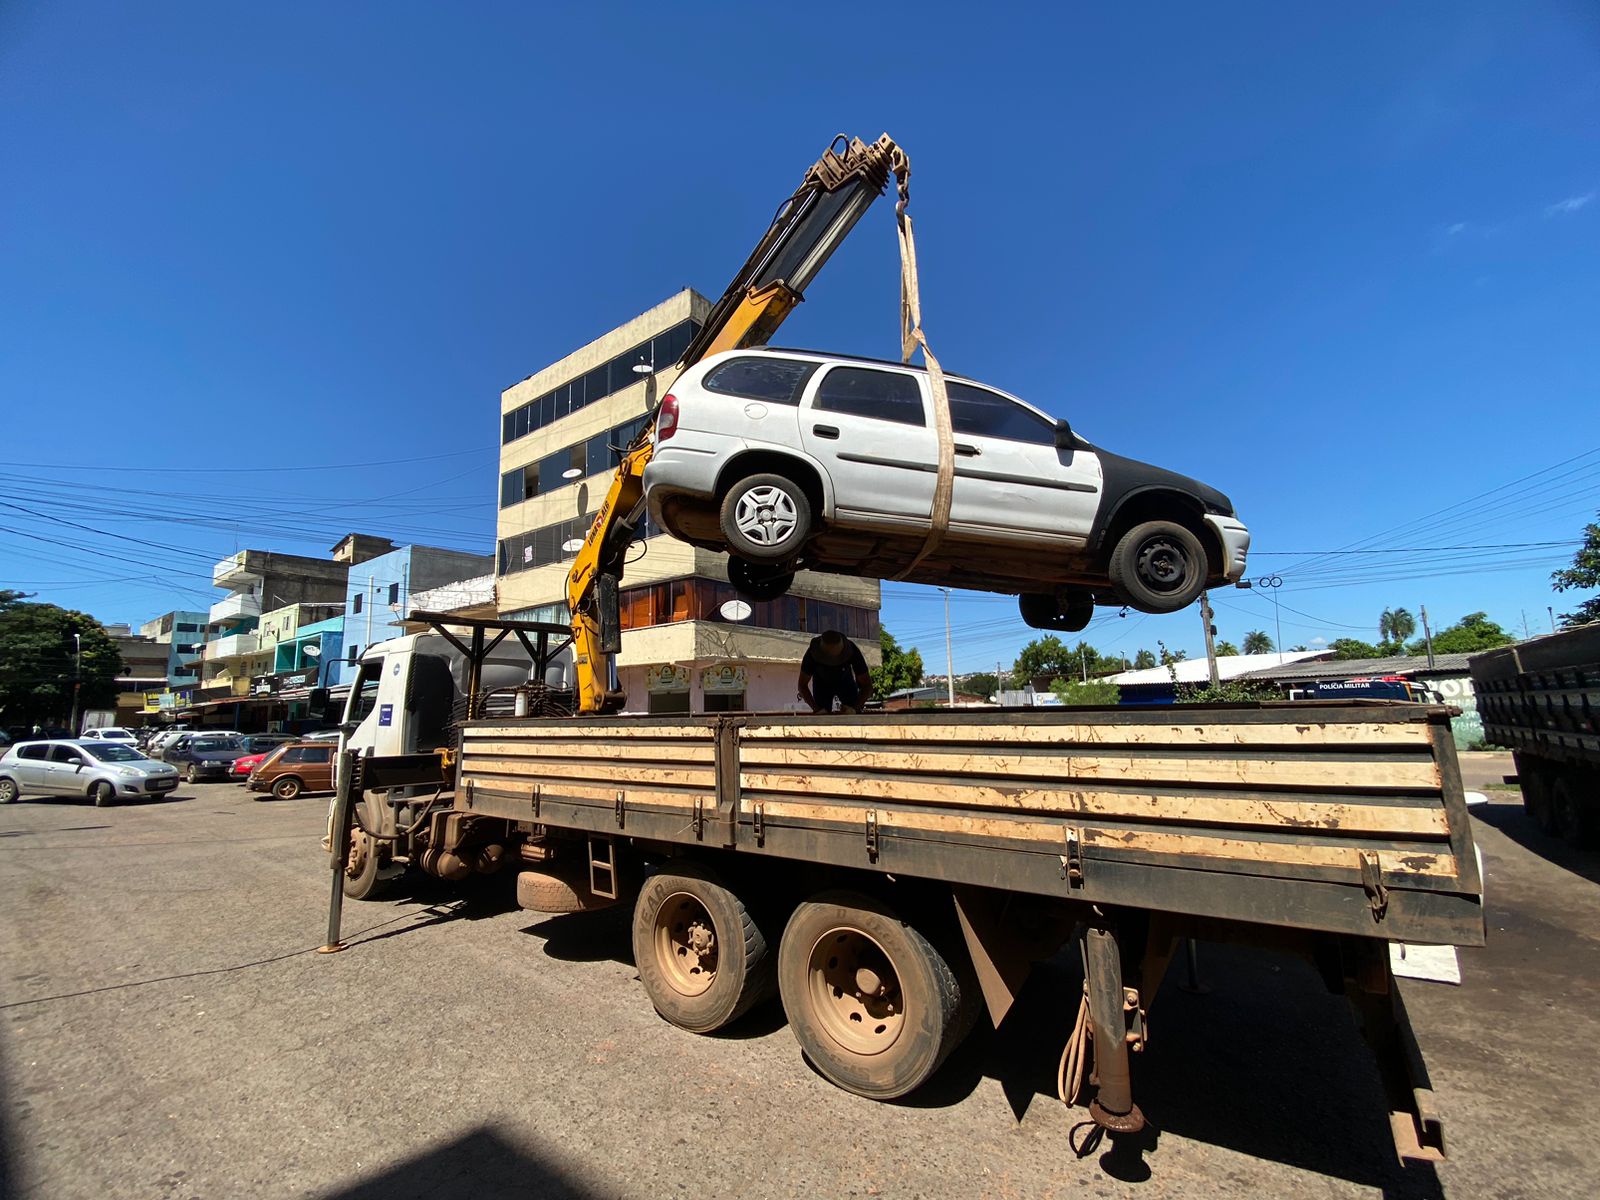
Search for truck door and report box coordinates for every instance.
[800,364,937,525]
[944,381,1101,543]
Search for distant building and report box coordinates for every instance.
[103,625,169,728]
[137,610,209,689]
[1238,652,1482,744]
[494,290,881,714]
[334,540,495,683]
[1102,651,1330,704]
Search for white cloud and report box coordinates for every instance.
[1310,636,1327,645]
[1544,192,1595,218]
[1446,222,1468,235]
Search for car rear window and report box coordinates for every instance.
[702,357,817,405]
[193,737,241,752]
[814,367,926,426]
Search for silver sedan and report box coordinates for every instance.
[0,740,181,806]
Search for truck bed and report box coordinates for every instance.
[456,702,1484,946]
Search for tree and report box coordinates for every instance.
[1242,630,1274,655]
[1133,649,1157,670]
[1551,511,1600,626]
[1411,612,1515,655]
[1215,640,1240,656]
[1051,678,1122,705]
[960,672,998,700]
[1012,638,1126,685]
[1328,638,1383,660]
[1289,644,1309,652]
[870,627,923,698]
[1379,607,1417,649]
[1157,642,1187,666]
[0,600,124,727]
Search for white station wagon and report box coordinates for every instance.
[643,348,1249,630]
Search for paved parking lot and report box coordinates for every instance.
[2,777,1597,1199]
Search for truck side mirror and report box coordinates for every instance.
[1053,419,1075,450]
[307,687,330,719]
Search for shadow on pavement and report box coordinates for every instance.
[1471,802,1600,885]
[519,906,633,967]
[320,1127,594,1199]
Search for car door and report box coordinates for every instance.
[9,745,52,792]
[799,364,937,526]
[943,380,1102,543]
[300,744,335,791]
[45,744,89,796]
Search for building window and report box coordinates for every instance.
[348,645,359,665]
[615,577,878,640]
[352,593,363,614]
[498,513,662,577]
[703,357,817,405]
[500,319,701,445]
[815,366,926,426]
[648,691,691,716]
[176,622,198,633]
[388,583,399,605]
[703,693,746,713]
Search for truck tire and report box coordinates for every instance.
[1107,520,1208,613]
[719,473,812,564]
[1551,774,1597,849]
[632,861,776,1033]
[342,794,391,901]
[778,890,970,1100]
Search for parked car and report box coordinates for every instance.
[81,727,138,743]
[240,734,294,755]
[0,740,180,806]
[157,731,240,762]
[231,751,273,779]
[148,727,192,757]
[246,740,336,800]
[643,348,1251,630]
[163,734,250,782]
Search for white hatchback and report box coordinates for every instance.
[643,348,1249,629]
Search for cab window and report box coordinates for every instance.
[814,367,926,426]
[703,357,818,405]
[348,661,383,724]
[947,382,1055,446]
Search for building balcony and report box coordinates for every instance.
[209,592,261,626]
[213,552,263,589]
[206,633,259,661]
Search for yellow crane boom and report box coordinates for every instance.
[565,134,910,714]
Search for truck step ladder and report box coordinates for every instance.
[589,835,618,900]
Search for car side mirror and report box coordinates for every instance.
[1053,419,1074,450]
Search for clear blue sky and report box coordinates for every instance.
[3,3,1597,673]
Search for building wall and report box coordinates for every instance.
[337,545,495,683]
[494,290,883,715]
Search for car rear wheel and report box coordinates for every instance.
[1019,591,1093,632]
[1107,520,1208,613]
[272,776,303,801]
[728,557,795,601]
[0,778,20,804]
[719,473,812,563]
[185,764,199,784]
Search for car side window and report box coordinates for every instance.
[307,747,333,764]
[947,382,1056,446]
[703,357,817,405]
[814,367,927,426]
[282,747,308,764]
[18,745,49,761]
[48,745,84,765]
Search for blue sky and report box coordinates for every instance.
[2,2,1597,673]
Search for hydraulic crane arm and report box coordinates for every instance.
[565,134,910,714]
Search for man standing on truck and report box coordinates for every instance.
[798,631,873,713]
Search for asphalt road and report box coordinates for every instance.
[2,779,1596,1199]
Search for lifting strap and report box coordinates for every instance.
[893,193,955,580]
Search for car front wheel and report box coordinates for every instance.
[1107,520,1208,613]
[719,473,812,563]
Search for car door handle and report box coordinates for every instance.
[813,424,840,439]
[954,443,980,456]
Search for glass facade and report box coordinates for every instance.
[618,577,878,641]
[497,512,664,576]
[500,413,652,509]
[501,320,698,447]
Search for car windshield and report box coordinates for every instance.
[193,738,242,752]
[84,744,147,763]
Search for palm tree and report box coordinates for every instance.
[1379,607,1417,651]
[1242,630,1274,655]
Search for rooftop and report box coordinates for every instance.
[1105,650,1329,686]
[1238,652,1477,682]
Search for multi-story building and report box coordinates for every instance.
[495,289,881,714]
[333,538,495,683]
[137,610,210,689]
[103,624,170,729]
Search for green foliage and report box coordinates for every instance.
[1379,607,1417,647]
[1328,638,1384,660]
[871,628,923,698]
[1051,678,1122,706]
[1157,642,1187,666]
[960,672,998,700]
[1551,512,1600,626]
[1289,644,1309,652]
[1175,678,1280,704]
[1012,637,1128,685]
[1241,630,1274,655]
[1214,640,1239,656]
[0,601,124,725]
[1133,649,1157,670]
[1409,612,1515,655]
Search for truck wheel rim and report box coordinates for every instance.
[734,487,797,547]
[806,927,905,1056]
[1136,537,1190,592]
[654,892,718,997]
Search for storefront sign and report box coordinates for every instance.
[645,664,691,693]
[701,664,748,694]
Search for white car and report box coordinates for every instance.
[82,727,138,743]
[643,348,1250,629]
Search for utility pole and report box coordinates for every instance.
[1419,605,1435,669]
[1521,610,1531,640]
[69,632,82,733]
[1199,592,1221,687]
[1548,606,1557,635]
[940,588,955,707]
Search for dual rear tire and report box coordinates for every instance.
[631,868,973,1098]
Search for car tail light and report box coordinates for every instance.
[656,393,679,441]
